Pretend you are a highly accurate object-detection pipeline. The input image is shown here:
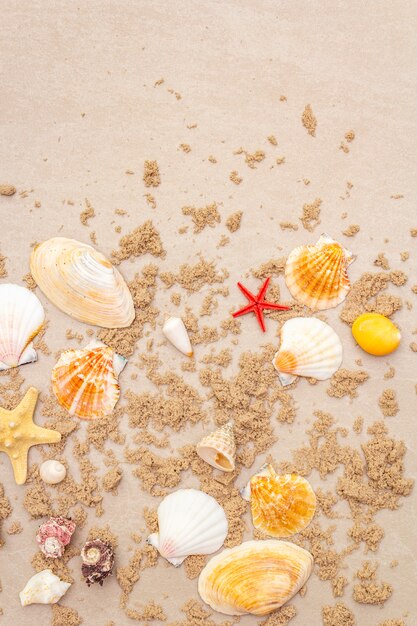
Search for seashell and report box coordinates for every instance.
[163,316,193,357]
[147,488,228,566]
[51,340,127,420]
[196,421,236,472]
[81,539,115,586]
[352,313,401,356]
[30,237,134,328]
[198,539,313,616]
[36,516,76,558]
[285,234,354,311]
[272,317,343,386]
[0,283,45,371]
[19,569,71,606]
[241,464,316,537]
[39,459,67,485]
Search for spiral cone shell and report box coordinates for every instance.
[196,421,235,472]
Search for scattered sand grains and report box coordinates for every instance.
[179,143,191,153]
[267,135,278,146]
[340,272,402,325]
[302,104,317,137]
[400,251,409,261]
[352,416,363,434]
[300,198,322,231]
[345,131,355,142]
[160,258,228,292]
[111,220,164,264]
[332,576,348,597]
[225,210,243,233]
[374,253,390,270]
[6,520,22,535]
[384,366,395,379]
[280,221,298,231]
[22,272,37,290]
[102,466,122,493]
[327,369,369,399]
[253,257,286,279]
[390,269,407,286]
[229,170,242,184]
[342,225,360,237]
[144,193,157,209]
[0,184,16,196]
[51,604,83,626]
[208,155,217,163]
[0,484,12,546]
[276,156,286,165]
[410,228,417,237]
[143,160,160,187]
[184,555,207,579]
[322,603,355,626]
[80,199,95,225]
[378,388,399,416]
[182,202,220,233]
[0,254,7,278]
[259,605,297,625]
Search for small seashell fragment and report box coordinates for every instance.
[241,464,316,537]
[196,421,236,472]
[81,539,115,586]
[36,516,76,558]
[39,459,67,485]
[162,316,193,357]
[198,539,313,616]
[352,313,401,356]
[147,488,228,566]
[272,317,343,386]
[19,569,71,606]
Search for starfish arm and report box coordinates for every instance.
[232,303,256,318]
[236,282,256,303]
[9,445,30,485]
[260,302,292,311]
[254,305,267,332]
[18,387,39,423]
[30,423,62,446]
[257,277,271,301]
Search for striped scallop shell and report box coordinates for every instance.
[272,317,343,386]
[0,283,45,370]
[198,539,313,616]
[51,340,127,420]
[242,464,316,537]
[30,237,134,328]
[285,234,354,311]
[147,488,228,566]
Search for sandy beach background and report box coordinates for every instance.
[0,1,416,625]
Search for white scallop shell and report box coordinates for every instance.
[272,317,343,386]
[147,488,228,566]
[19,569,71,606]
[163,317,193,356]
[0,283,45,370]
[39,460,67,485]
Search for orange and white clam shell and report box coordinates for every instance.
[285,234,354,311]
[242,464,316,537]
[51,340,127,420]
[198,539,313,616]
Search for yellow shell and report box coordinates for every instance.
[352,313,401,356]
[196,421,236,472]
[198,539,313,616]
[30,237,134,328]
[51,341,127,420]
[245,465,316,537]
[285,234,354,310]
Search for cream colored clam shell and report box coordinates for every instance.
[30,237,134,328]
[198,540,313,616]
[19,569,71,606]
[196,421,236,472]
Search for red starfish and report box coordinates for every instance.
[232,277,291,332]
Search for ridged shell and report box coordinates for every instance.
[30,237,134,328]
[273,317,343,386]
[352,313,401,356]
[0,284,45,370]
[198,540,313,616]
[242,464,316,537]
[19,569,71,606]
[147,488,228,566]
[196,421,236,472]
[285,234,354,311]
[51,340,127,420]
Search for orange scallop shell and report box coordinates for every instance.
[285,235,353,311]
[249,465,316,537]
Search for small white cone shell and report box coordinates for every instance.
[39,460,67,485]
[196,421,236,472]
[147,488,228,566]
[19,569,71,606]
[273,317,343,386]
[163,317,193,356]
[0,283,45,370]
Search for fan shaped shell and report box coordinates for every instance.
[51,340,127,420]
[272,317,343,386]
[242,464,316,537]
[196,421,236,472]
[0,283,45,370]
[30,237,134,328]
[285,234,354,311]
[198,539,313,616]
[147,488,228,566]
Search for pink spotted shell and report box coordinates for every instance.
[36,516,76,558]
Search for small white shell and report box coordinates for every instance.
[0,283,45,370]
[147,488,228,566]
[19,569,71,606]
[163,317,193,357]
[39,460,67,485]
[196,421,236,472]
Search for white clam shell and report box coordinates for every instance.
[39,460,67,485]
[147,488,228,566]
[162,317,193,357]
[272,317,343,386]
[30,237,134,328]
[0,283,45,370]
[19,569,71,606]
